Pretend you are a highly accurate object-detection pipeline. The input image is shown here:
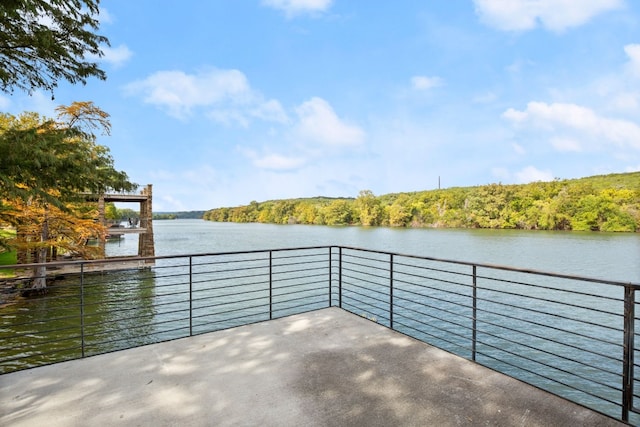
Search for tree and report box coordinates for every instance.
[0,0,107,95]
[0,102,136,290]
[9,197,105,262]
[104,202,119,221]
[294,202,318,224]
[355,190,383,226]
[387,194,413,227]
[322,200,354,225]
[0,102,135,207]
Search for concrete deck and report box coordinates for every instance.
[0,308,625,426]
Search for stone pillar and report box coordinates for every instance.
[138,184,155,258]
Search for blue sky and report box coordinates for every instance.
[3,0,640,211]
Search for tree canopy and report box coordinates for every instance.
[203,173,640,232]
[0,101,135,208]
[0,0,107,95]
[0,102,136,264]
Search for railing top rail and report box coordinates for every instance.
[336,245,640,289]
[3,246,334,270]
[4,244,638,289]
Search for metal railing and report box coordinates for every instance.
[1,246,638,423]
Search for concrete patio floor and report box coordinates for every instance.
[0,307,626,426]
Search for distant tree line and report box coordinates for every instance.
[203,173,640,232]
[104,208,205,221]
[154,213,177,220]
[153,211,205,219]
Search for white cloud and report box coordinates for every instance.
[207,109,251,127]
[473,0,623,32]
[609,93,639,112]
[411,75,443,91]
[294,97,365,146]
[502,107,527,123]
[207,99,289,127]
[575,45,640,115]
[125,69,253,118]
[98,7,114,24]
[250,99,289,124]
[125,68,290,126]
[515,166,554,183]
[503,102,640,151]
[98,44,133,68]
[262,0,333,17]
[87,44,133,68]
[624,44,640,76]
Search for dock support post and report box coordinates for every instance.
[138,184,155,259]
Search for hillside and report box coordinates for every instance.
[154,211,206,220]
[203,172,640,232]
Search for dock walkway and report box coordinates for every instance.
[0,308,625,426]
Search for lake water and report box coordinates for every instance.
[3,220,640,422]
[108,219,639,282]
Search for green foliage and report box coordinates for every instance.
[203,172,640,232]
[169,211,205,219]
[0,225,16,275]
[0,103,136,256]
[0,103,136,209]
[0,0,107,95]
[104,202,119,220]
[0,249,17,277]
[322,200,354,225]
[117,208,139,220]
[154,213,177,220]
[355,190,383,226]
[0,249,16,265]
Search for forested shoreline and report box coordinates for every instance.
[204,172,640,232]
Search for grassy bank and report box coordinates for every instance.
[0,228,17,277]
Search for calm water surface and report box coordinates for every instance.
[108,219,639,282]
[3,220,640,421]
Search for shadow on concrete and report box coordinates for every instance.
[0,308,626,426]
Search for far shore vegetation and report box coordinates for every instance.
[204,172,640,232]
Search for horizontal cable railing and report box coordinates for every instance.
[1,245,638,423]
[0,247,332,373]
[332,246,640,424]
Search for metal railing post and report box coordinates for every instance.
[622,284,635,422]
[328,247,333,307]
[269,251,273,320]
[472,265,477,362]
[390,253,394,330]
[338,247,343,308]
[80,263,85,358]
[189,256,193,336]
